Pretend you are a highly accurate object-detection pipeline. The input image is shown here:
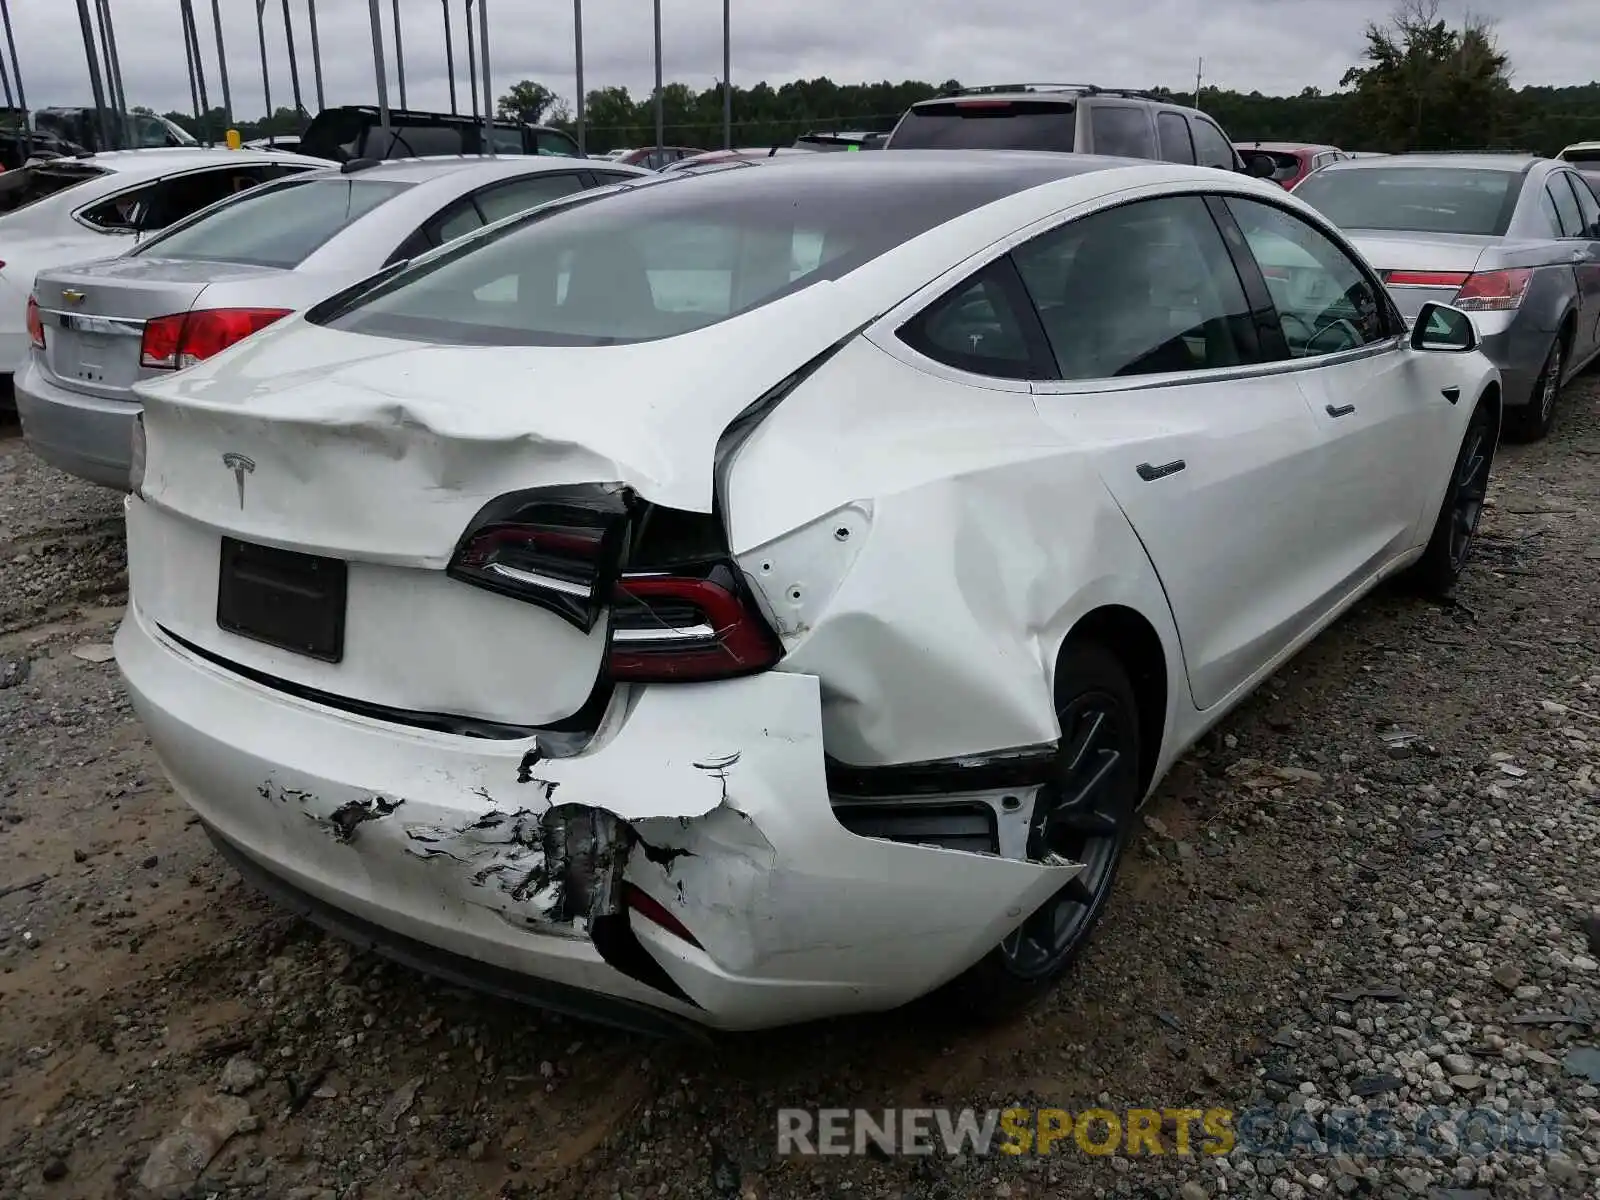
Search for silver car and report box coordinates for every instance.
[18,156,648,488]
[1293,154,1600,441]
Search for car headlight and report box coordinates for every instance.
[129,412,146,496]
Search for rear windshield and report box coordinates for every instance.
[890,100,1076,152]
[1293,166,1521,236]
[319,168,1008,347]
[1562,147,1600,165]
[131,177,413,268]
[1264,152,1302,180]
[0,164,108,215]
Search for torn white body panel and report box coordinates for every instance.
[117,597,1077,1030]
[726,338,1187,772]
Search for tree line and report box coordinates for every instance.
[156,2,1599,158]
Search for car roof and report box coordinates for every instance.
[36,147,326,176]
[303,155,620,185]
[1322,152,1541,172]
[909,86,1199,113]
[1237,142,1338,154]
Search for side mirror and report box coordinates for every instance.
[1410,302,1478,353]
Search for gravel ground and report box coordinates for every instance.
[1,378,1598,1200]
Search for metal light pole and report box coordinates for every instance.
[97,0,127,117]
[0,57,11,109]
[722,0,730,149]
[210,0,233,127]
[478,0,492,148]
[75,0,114,149]
[391,0,407,110]
[0,0,27,156]
[306,0,324,111]
[368,0,390,138]
[442,0,456,113]
[256,0,273,133]
[465,0,478,120]
[573,0,584,155]
[180,1,202,131]
[181,0,212,141]
[280,0,303,113]
[652,0,662,152]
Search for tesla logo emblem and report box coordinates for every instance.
[221,452,255,508]
[61,289,85,304]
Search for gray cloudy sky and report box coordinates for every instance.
[4,0,1586,122]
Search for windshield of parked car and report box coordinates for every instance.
[0,163,109,216]
[131,177,414,268]
[1293,166,1520,235]
[318,165,1023,347]
[1561,147,1600,165]
[889,100,1077,152]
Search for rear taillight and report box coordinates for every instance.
[1452,268,1532,312]
[139,307,291,370]
[609,564,780,682]
[624,883,702,947]
[447,486,782,683]
[25,295,44,350]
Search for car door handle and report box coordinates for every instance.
[1441,385,1460,404]
[1325,403,1356,418]
[1136,459,1186,482]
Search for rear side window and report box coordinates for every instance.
[1088,106,1154,159]
[534,129,580,157]
[0,164,108,215]
[489,128,524,155]
[1190,119,1236,170]
[475,173,586,224]
[898,263,1043,379]
[1564,173,1600,237]
[1012,195,1258,379]
[890,101,1075,152]
[132,177,413,267]
[1156,112,1194,164]
[1547,175,1586,237]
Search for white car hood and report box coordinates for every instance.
[133,279,873,562]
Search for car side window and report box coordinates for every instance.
[79,181,159,231]
[1089,105,1155,159]
[1560,172,1600,238]
[898,262,1046,380]
[1190,119,1235,170]
[428,198,485,245]
[474,173,587,225]
[1536,184,1565,238]
[1011,194,1258,380]
[1156,112,1195,164]
[1547,175,1586,238]
[1225,196,1392,357]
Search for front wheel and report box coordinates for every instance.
[944,640,1142,1019]
[1407,398,1496,596]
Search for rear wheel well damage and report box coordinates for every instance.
[1059,606,1167,801]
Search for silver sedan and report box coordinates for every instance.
[17,155,649,489]
[1293,153,1600,441]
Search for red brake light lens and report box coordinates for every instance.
[624,883,702,947]
[139,308,291,370]
[608,568,781,682]
[25,295,44,350]
[1452,268,1532,312]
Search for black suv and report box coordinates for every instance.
[300,106,581,163]
[885,84,1270,175]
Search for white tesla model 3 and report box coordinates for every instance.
[115,151,1500,1034]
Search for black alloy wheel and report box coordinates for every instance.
[1506,335,1564,442]
[1408,397,1497,596]
[949,641,1141,1016]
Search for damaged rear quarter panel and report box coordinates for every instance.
[722,337,1184,768]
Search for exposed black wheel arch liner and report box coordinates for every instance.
[1060,606,1168,802]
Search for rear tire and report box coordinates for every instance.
[1407,397,1496,597]
[1503,333,1564,443]
[941,640,1141,1021]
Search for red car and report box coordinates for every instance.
[1232,142,1347,191]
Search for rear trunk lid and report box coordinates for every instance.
[130,282,863,727]
[1343,230,1497,320]
[35,257,288,400]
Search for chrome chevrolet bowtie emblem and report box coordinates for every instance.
[221,452,255,508]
